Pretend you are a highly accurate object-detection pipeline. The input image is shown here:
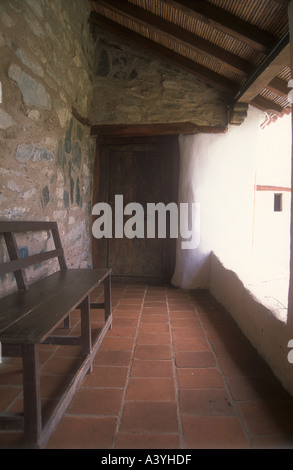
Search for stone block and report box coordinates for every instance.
[25,0,44,19]
[57,140,66,168]
[42,185,50,205]
[7,180,21,192]
[65,118,73,153]
[63,190,69,209]
[96,49,110,77]
[26,109,40,121]
[0,109,16,129]
[19,246,29,259]
[72,142,82,169]
[0,5,15,28]
[76,177,81,206]
[15,48,44,77]
[15,143,54,163]
[24,9,44,38]
[0,33,5,47]
[34,146,54,162]
[70,176,75,204]
[56,103,70,128]
[8,64,51,110]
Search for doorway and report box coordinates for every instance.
[92,134,180,284]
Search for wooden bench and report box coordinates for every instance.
[0,220,112,448]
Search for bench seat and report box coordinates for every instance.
[0,268,110,344]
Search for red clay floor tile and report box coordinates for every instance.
[179,388,235,415]
[131,359,174,378]
[46,416,118,449]
[119,401,178,433]
[177,368,225,389]
[125,377,176,401]
[67,387,124,416]
[182,415,250,449]
[115,433,181,449]
[1,285,293,451]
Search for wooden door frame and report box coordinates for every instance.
[91,128,180,283]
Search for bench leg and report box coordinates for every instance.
[104,273,112,329]
[80,295,92,373]
[22,344,41,447]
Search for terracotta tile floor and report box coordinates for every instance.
[1,284,293,449]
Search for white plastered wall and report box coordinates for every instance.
[172,99,293,395]
[172,106,261,289]
[287,0,293,334]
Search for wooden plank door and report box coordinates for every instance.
[92,135,179,284]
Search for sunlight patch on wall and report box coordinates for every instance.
[251,113,291,321]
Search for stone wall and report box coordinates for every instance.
[0,0,95,294]
[0,1,230,297]
[90,32,229,127]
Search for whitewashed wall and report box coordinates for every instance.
[172,106,262,289]
[172,106,293,396]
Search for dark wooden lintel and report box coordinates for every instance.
[90,122,228,138]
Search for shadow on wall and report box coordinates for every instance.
[210,252,293,397]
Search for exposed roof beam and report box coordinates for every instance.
[250,95,284,114]
[92,0,253,77]
[169,0,278,52]
[271,0,290,5]
[91,122,227,137]
[233,39,290,103]
[89,11,239,94]
[266,76,291,97]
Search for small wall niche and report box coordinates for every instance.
[274,193,283,212]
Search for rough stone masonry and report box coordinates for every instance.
[0,0,228,296]
[0,0,96,295]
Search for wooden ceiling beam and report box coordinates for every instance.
[250,95,284,114]
[90,122,227,137]
[170,0,278,52]
[91,0,253,76]
[271,0,290,5]
[234,42,290,103]
[266,76,291,97]
[89,11,239,94]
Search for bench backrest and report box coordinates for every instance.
[0,221,67,291]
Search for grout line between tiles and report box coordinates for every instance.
[111,284,147,449]
[193,295,253,448]
[167,288,186,450]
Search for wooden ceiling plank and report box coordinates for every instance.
[89,11,239,94]
[92,0,253,76]
[170,0,278,52]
